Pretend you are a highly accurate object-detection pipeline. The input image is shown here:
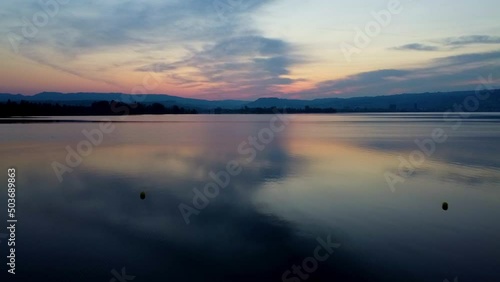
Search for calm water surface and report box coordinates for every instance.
[0,113,499,282]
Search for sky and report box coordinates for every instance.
[0,0,499,100]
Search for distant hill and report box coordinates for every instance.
[1,89,499,112]
[246,90,500,112]
[0,92,248,110]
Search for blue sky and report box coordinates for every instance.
[0,0,499,99]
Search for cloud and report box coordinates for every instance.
[302,50,500,98]
[135,63,178,73]
[441,35,500,46]
[432,51,500,67]
[390,35,500,53]
[136,35,305,98]
[392,43,439,51]
[2,0,274,55]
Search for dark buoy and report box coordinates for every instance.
[140,191,146,200]
[442,202,448,211]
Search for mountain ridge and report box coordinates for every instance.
[1,89,499,112]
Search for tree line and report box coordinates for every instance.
[0,100,340,117]
[0,100,198,117]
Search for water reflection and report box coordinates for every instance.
[0,114,499,281]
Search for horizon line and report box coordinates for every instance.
[1,88,498,102]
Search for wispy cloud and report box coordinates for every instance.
[441,35,500,46]
[431,51,500,67]
[136,35,305,99]
[2,0,272,56]
[391,35,500,53]
[392,43,440,51]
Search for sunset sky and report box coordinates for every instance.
[0,0,499,100]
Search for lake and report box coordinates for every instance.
[0,113,499,282]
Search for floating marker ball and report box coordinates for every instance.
[442,202,448,211]
[140,192,146,200]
